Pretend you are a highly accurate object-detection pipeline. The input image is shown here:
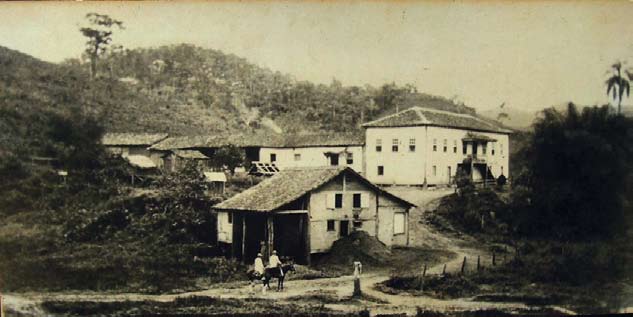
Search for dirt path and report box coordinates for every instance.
[4,188,566,316]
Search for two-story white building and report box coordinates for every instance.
[214,166,414,264]
[362,107,512,186]
[258,133,365,174]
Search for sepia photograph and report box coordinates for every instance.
[1,1,633,316]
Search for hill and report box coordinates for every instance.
[68,43,482,134]
[480,107,538,130]
[1,43,487,147]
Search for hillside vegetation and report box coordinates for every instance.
[70,43,479,134]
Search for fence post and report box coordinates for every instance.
[353,261,362,298]
[442,264,447,275]
[477,255,481,272]
[461,256,467,275]
[422,263,427,277]
[492,252,496,266]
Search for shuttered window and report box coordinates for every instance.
[335,193,343,208]
[353,193,361,208]
[327,220,336,231]
[394,213,405,235]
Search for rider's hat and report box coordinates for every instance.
[272,250,277,255]
[257,252,262,257]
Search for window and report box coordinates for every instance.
[443,139,448,152]
[377,165,384,176]
[409,138,416,152]
[453,140,457,153]
[270,153,277,162]
[463,143,467,155]
[491,143,495,156]
[294,153,301,161]
[330,154,339,166]
[433,139,437,152]
[392,139,399,152]
[335,193,343,208]
[346,152,353,165]
[482,143,487,155]
[353,221,363,228]
[394,213,405,234]
[376,139,382,152]
[327,220,336,231]
[227,212,233,224]
[432,165,437,176]
[353,193,362,208]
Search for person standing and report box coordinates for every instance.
[254,253,265,277]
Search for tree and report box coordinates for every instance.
[80,13,124,78]
[606,62,630,114]
[213,145,245,175]
[515,103,633,239]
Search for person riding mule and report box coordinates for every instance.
[247,253,265,289]
[268,250,283,277]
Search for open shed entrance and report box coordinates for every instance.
[232,212,309,265]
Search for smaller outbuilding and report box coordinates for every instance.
[214,166,414,264]
[102,133,169,168]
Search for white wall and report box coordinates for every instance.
[365,126,510,185]
[259,146,364,174]
[364,126,428,185]
[217,211,233,243]
[308,175,377,253]
[307,173,409,253]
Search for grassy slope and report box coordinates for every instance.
[383,190,633,314]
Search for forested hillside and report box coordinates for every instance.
[2,43,483,147]
[67,43,478,134]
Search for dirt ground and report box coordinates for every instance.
[3,187,575,316]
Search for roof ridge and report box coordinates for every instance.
[413,107,430,124]
[361,107,420,127]
[412,106,476,118]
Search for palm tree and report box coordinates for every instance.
[606,62,630,114]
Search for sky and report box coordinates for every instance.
[1,1,633,113]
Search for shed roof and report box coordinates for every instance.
[102,133,169,146]
[125,155,157,169]
[362,107,512,134]
[150,132,364,151]
[204,172,227,182]
[174,150,209,159]
[214,166,414,212]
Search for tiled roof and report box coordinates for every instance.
[102,133,169,146]
[173,150,209,159]
[214,166,414,212]
[124,155,157,169]
[362,107,512,134]
[150,132,364,151]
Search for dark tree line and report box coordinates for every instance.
[510,103,633,240]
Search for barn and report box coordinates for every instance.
[213,166,414,264]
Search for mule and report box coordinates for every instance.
[247,263,295,291]
[263,263,295,291]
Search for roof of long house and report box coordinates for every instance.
[102,133,169,146]
[213,166,414,212]
[150,132,364,151]
[362,106,512,134]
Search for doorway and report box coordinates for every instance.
[447,166,452,184]
[340,220,349,237]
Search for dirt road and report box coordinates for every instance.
[4,187,565,316]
